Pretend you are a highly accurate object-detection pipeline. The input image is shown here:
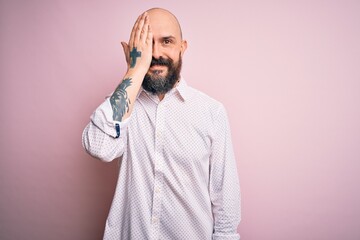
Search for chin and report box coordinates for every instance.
[149,70,168,78]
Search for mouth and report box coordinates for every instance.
[149,65,167,74]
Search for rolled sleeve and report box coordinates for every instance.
[82,98,130,162]
[90,98,130,138]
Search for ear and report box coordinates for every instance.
[180,40,188,57]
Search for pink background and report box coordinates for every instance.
[1,0,360,239]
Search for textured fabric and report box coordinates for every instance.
[82,79,241,240]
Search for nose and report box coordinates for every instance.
[152,42,162,59]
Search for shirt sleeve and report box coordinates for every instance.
[82,98,130,162]
[209,105,241,240]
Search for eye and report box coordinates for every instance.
[163,39,172,45]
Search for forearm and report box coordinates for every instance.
[212,181,241,239]
[110,12,152,122]
[211,163,241,239]
[210,105,241,239]
[109,70,145,122]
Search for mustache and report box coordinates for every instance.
[150,57,173,67]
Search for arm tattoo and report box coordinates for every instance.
[110,78,132,121]
[130,47,141,68]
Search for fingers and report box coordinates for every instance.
[146,23,153,44]
[129,13,142,47]
[130,12,149,48]
[129,14,141,47]
[134,13,146,44]
[123,12,152,72]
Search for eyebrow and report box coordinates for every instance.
[161,36,176,40]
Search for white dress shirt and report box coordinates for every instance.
[82,79,241,240]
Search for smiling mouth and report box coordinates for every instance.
[152,70,163,74]
[150,65,167,74]
[150,64,167,69]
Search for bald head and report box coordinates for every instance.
[146,8,183,40]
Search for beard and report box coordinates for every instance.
[142,54,182,95]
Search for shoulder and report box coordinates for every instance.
[184,85,231,129]
[187,85,226,113]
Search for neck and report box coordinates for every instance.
[157,94,165,101]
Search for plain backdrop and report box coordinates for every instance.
[1,0,359,239]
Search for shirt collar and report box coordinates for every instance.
[174,76,190,101]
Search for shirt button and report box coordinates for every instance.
[155,187,160,193]
[152,217,158,224]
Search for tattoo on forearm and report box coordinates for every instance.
[130,47,141,68]
[110,78,132,121]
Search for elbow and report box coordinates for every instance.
[82,125,121,162]
[82,141,114,162]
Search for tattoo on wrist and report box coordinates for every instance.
[110,78,132,121]
[130,47,141,68]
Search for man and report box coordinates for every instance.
[82,8,241,240]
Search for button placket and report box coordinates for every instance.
[151,102,165,240]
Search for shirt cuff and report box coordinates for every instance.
[212,233,240,240]
[90,98,130,138]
